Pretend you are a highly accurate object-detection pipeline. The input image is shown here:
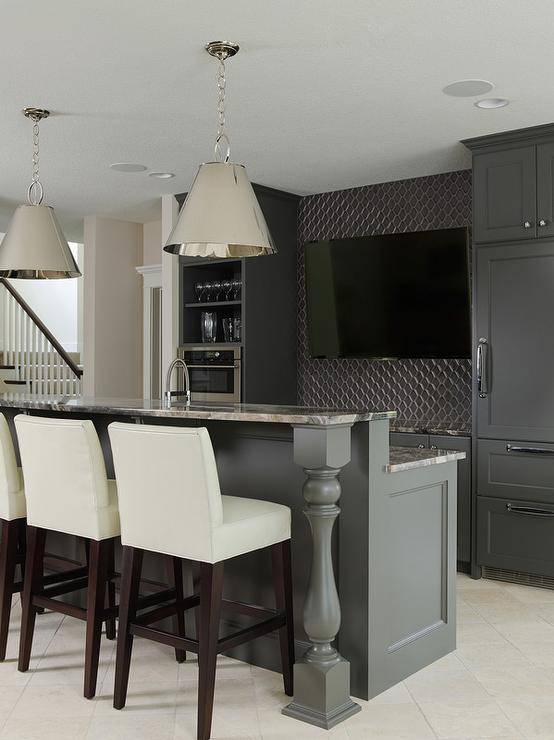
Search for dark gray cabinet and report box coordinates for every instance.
[473,146,536,243]
[465,123,554,580]
[537,142,554,238]
[477,496,554,577]
[389,432,471,565]
[477,439,554,505]
[465,123,554,244]
[475,241,554,443]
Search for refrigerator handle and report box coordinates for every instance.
[477,337,489,398]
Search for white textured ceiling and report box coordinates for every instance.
[1,0,553,240]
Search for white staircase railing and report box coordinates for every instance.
[0,278,82,396]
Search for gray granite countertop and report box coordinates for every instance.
[386,446,467,473]
[0,394,396,427]
[390,420,471,437]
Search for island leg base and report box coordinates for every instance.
[282,657,361,729]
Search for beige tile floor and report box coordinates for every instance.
[2,573,554,738]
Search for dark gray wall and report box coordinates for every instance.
[297,170,473,427]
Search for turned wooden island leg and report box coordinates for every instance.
[282,423,361,729]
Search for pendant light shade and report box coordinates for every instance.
[164,162,276,258]
[164,41,276,259]
[0,107,80,279]
[0,204,80,279]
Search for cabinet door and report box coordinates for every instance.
[389,432,429,448]
[473,146,536,243]
[477,496,554,577]
[475,242,554,442]
[536,142,554,238]
[430,435,471,563]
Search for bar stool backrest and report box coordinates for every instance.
[0,413,24,520]
[14,414,112,538]
[108,422,223,561]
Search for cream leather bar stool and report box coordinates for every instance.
[0,413,27,661]
[14,414,121,699]
[108,422,294,740]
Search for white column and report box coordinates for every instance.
[161,194,179,386]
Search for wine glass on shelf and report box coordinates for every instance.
[221,279,233,301]
[232,279,242,300]
[212,281,222,302]
[195,282,205,302]
[204,282,213,302]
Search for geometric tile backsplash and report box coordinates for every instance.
[297,169,473,428]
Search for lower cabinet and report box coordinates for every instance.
[477,496,554,577]
[389,432,471,564]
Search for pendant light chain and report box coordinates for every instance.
[27,116,44,206]
[214,54,231,163]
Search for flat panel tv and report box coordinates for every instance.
[305,227,470,359]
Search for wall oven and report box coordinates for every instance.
[179,345,241,403]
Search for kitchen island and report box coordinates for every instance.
[0,395,464,729]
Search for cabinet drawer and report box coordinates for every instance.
[477,439,554,504]
[477,496,554,577]
[389,433,429,448]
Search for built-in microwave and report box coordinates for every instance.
[179,345,241,403]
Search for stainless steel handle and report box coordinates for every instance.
[186,364,238,369]
[506,444,554,455]
[477,337,489,398]
[539,219,548,227]
[506,503,554,518]
[524,220,532,228]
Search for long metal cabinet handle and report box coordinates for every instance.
[506,444,554,455]
[506,503,554,517]
[185,364,239,369]
[477,338,489,398]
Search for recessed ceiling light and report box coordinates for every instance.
[474,98,510,109]
[443,79,493,97]
[109,163,148,172]
[149,172,175,179]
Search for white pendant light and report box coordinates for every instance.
[0,108,80,279]
[164,41,276,258]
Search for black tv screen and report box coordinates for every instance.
[305,227,470,359]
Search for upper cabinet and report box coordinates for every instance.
[463,124,554,244]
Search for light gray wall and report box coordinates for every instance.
[83,216,142,398]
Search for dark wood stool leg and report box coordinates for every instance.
[105,539,116,641]
[197,562,224,740]
[0,519,20,661]
[271,540,295,696]
[114,546,143,710]
[18,525,46,672]
[84,538,111,699]
[167,556,186,663]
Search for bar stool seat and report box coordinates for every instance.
[14,414,121,699]
[109,422,295,740]
[0,413,27,662]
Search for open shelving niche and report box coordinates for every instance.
[180,258,244,346]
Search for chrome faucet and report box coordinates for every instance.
[164,358,191,407]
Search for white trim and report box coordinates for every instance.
[137,264,163,398]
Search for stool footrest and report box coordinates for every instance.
[43,565,88,585]
[218,613,286,653]
[221,598,277,619]
[130,623,198,652]
[127,609,286,657]
[136,587,176,612]
[43,576,89,599]
[32,595,88,621]
[135,594,200,627]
